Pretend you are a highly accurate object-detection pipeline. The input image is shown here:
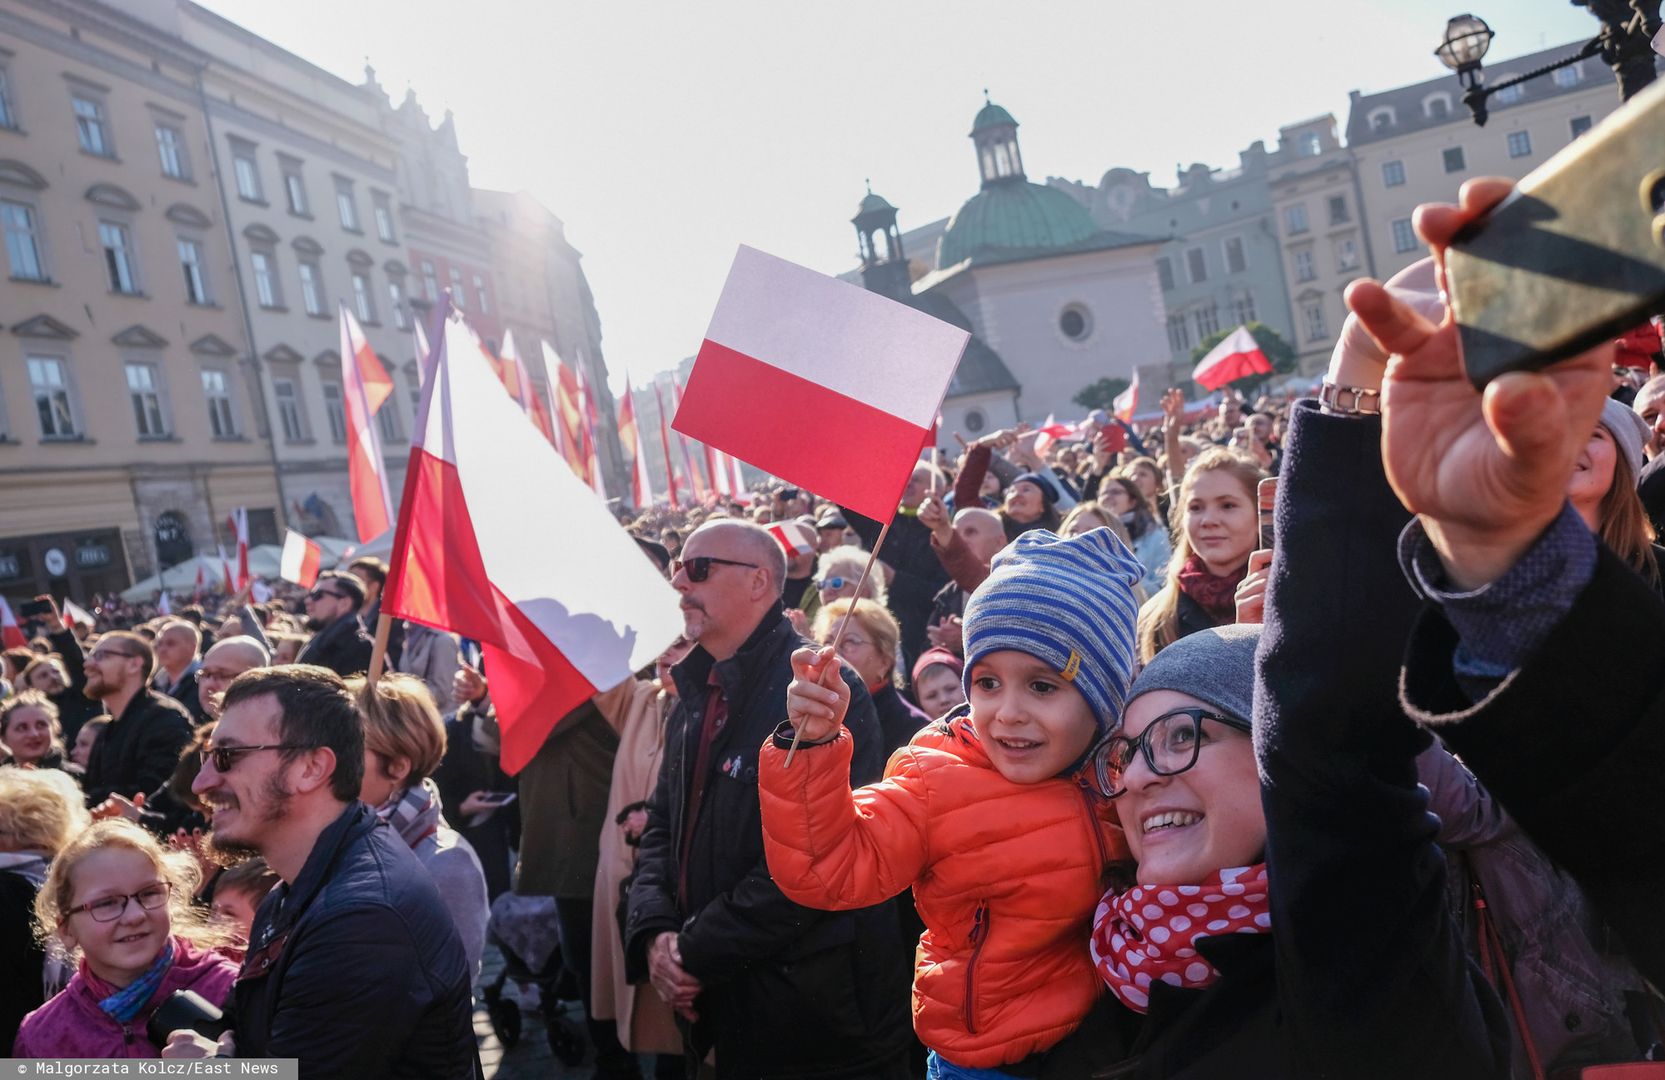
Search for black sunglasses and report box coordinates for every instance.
[671,556,760,582]
[307,589,346,601]
[199,742,308,773]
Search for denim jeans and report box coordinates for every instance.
[925,1051,1021,1080]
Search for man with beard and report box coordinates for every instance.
[80,630,193,810]
[162,665,475,1076]
[624,520,912,1079]
[295,572,373,677]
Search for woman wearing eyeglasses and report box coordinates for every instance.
[815,545,890,612]
[814,598,925,758]
[14,819,238,1058]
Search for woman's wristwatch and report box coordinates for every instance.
[1317,381,1382,417]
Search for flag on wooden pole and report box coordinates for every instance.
[339,304,395,541]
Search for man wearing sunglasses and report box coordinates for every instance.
[294,571,373,677]
[625,520,913,1080]
[80,629,194,813]
[164,665,475,1075]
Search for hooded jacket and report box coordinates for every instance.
[759,712,1126,1070]
[12,937,236,1058]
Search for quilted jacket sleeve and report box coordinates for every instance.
[758,726,931,911]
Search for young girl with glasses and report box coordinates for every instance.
[14,820,237,1058]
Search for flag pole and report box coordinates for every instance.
[783,514,894,768]
[367,612,394,684]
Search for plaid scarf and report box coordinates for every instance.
[374,777,445,849]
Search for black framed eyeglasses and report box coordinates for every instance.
[671,556,760,583]
[64,881,172,923]
[1093,707,1249,798]
[199,743,308,773]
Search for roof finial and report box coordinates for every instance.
[865,177,872,194]
[983,88,990,104]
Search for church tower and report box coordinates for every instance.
[971,91,1025,188]
[852,181,910,301]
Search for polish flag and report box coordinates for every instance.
[674,246,968,523]
[383,310,684,773]
[654,381,681,510]
[412,319,432,390]
[62,599,95,628]
[158,591,172,616]
[1114,369,1141,423]
[227,508,250,589]
[193,561,206,602]
[539,341,571,462]
[767,520,817,558]
[1192,326,1273,391]
[546,341,593,484]
[218,544,235,590]
[578,364,608,499]
[617,378,654,507]
[1,597,27,648]
[718,450,747,502]
[1033,414,1077,458]
[280,529,323,588]
[339,305,395,541]
[498,330,528,407]
[671,377,710,502]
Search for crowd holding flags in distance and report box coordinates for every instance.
[1192,325,1274,391]
[339,304,396,542]
[616,369,655,507]
[379,299,683,773]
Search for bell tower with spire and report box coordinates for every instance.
[971,90,1024,189]
[851,180,910,301]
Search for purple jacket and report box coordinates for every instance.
[12,937,237,1058]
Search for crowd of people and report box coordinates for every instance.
[2,176,1663,1080]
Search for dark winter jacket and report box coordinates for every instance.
[295,613,374,677]
[497,699,617,899]
[45,628,106,742]
[154,664,209,725]
[624,602,913,1079]
[1,859,47,1054]
[844,508,950,675]
[82,688,193,808]
[871,683,929,760]
[230,802,475,1078]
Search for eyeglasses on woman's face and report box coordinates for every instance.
[1095,707,1249,797]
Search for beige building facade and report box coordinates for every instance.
[0,0,278,599]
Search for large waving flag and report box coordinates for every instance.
[617,377,654,507]
[339,304,395,541]
[1,596,28,648]
[280,529,322,588]
[383,310,683,773]
[675,246,968,523]
[1192,326,1273,391]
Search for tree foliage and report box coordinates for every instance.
[1073,376,1130,411]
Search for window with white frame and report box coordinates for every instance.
[1507,131,1532,158]
[1166,313,1190,353]
[421,260,439,301]
[1302,301,1327,342]
[1284,203,1309,235]
[1185,246,1207,284]
[126,362,167,437]
[98,221,139,294]
[1553,63,1582,88]
[231,141,262,202]
[0,66,16,130]
[1391,218,1418,254]
[202,369,236,437]
[281,161,309,216]
[155,125,190,180]
[72,95,111,157]
[2,200,47,281]
[273,377,305,441]
[1382,160,1406,187]
[297,261,324,317]
[1369,108,1395,131]
[1335,237,1360,272]
[1327,195,1350,225]
[388,279,408,329]
[1495,83,1523,105]
[352,270,376,324]
[1425,95,1450,120]
[1231,293,1257,325]
[320,382,347,443]
[377,397,401,442]
[28,355,76,437]
[335,178,360,231]
[450,266,466,307]
[1155,256,1175,291]
[178,238,210,304]
[1223,236,1247,275]
[250,250,280,308]
[1194,304,1221,341]
[1292,248,1316,283]
[372,191,395,243]
[474,274,490,314]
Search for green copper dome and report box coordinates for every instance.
[971,101,1017,134]
[937,181,1101,268]
[856,191,896,217]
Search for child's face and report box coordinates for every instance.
[60,847,173,987]
[70,725,99,768]
[967,650,1099,784]
[914,665,966,720]
[210,887,261,942]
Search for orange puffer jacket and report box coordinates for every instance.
[759,714,1127,1070]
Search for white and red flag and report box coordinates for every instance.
[767,520,817,558]
[578,364,608,499]
[382,311,683,774]
[193,561,206,602]
[674,246,968,523]
[280,529,323,589]
[653,381,681,510]
[157,591,172,616]
[545,341,593,484]
[1114,369,1141,423]
[227,508,250,589]
[339,304,395,541]
[218,544,235,590]
[617,378,654,507]
[412,319,431,390]
[1033,414,1078,458]
[0,597,26,648]
[62,599,96,629]
[1192,326,1273,391]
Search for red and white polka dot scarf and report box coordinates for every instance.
[1090,863,1271,1014]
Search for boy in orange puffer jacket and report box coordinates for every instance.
[759,529,1140,1078]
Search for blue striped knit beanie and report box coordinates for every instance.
[962,528,1145,735]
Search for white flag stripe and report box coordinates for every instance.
[434,316,681,683]
[702,245,967,427]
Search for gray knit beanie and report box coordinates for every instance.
[1127,624,1261,730]
[962,528,1145,734]
[1605,397,1650,478]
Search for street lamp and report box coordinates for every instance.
[1434,14,1497,124]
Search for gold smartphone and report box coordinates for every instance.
[1446,76,1665,388]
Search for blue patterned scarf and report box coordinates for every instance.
[95,937,174,1024]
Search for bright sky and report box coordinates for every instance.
[196,0,1597,394]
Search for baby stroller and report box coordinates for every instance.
[481,892,586,1066]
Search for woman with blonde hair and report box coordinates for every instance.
[349,674,489,980]
[1136,448,1265,664]
[1,767,91,1049]
[1572,399,1662,591]
[14,819,237,1058]
[815,598,925,757]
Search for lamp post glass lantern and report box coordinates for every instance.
[1436,13,1494,71]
